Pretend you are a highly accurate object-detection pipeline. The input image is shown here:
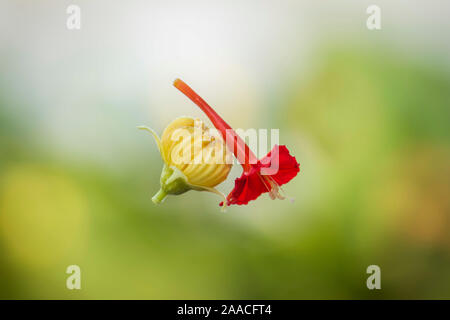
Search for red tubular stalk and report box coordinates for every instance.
[173,78,256,172]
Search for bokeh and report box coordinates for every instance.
[0,0,449,299]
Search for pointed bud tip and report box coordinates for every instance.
[173,78,183,88]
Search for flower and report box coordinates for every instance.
[173,79,300,206]
[138,117,232,206]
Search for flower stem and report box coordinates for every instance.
[152,189,167,204]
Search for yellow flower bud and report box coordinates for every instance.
[138,117,232,208]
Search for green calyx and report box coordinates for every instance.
[152,165,191,204]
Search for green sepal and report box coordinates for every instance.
[152,165,191,204]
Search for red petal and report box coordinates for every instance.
[220,166,269,206]
[260,145,300,185]
[220,145,300,206]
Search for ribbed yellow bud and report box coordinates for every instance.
[138,117,232,208]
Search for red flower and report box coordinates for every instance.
[173,79,300,206]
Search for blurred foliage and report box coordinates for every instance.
[0,47,449,299]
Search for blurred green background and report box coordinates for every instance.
[0,1,449,299]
